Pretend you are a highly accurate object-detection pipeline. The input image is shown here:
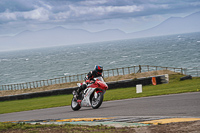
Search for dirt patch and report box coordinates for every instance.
[135,120,200,133]
[0,70,180,97]
[1,121,200,133]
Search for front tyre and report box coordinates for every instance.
[71,98,81,111]
[91,92,103,109]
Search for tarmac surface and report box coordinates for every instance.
[1,92,200,127]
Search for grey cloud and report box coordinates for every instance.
[0,0,35,12]
[0,0,200,25]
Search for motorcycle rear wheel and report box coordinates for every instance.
[91,92,103,109]
[71,98,81,111]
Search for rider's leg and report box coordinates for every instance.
[77,84,87,95]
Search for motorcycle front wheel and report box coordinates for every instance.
[71,98,81,111]
[91,92,103,109]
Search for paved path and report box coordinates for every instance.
[0,92,200,122]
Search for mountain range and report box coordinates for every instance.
[0,11,200,51]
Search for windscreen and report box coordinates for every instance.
[95,76,104,82]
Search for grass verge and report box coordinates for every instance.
[0,74,199,114]
[0,122,127,133]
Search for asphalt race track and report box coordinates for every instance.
[0,92,200,122]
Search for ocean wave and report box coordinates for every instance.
[64,73,70,76]
[109,61,116,64]
[0,59,10,62]
[121,56,128,58]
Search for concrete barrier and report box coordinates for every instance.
[0,75,168,101]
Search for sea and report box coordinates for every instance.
[0,32,200,85]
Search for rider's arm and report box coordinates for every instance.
[86,71,94,80]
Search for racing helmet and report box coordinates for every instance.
[94,65,103,75]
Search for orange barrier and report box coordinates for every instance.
[152,77,157,85]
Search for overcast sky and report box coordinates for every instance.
[0,0,200,36]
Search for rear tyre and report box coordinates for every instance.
[91,92,103,109]
[71,98,81,111]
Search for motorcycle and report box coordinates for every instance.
[71,76,108,111]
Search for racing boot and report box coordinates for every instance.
[72,90,79,101]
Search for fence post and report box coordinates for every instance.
[21,83,23,89]
[128,67,130,74]
[46,80,49,86]
[49,79,52,85]
[32,82,34,88]
[64,77,67,83]
[11,85,13,90]
[25,83,28,89]
[28,82,30,89]
[59,78,61,84]
[137,65,141,73]
[117,68,119,76]
[122,67,125,75]
[77,74,79,81]
[69,76,71,82]
[73,75,75,82]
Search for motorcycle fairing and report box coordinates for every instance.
[80,87,95,107]
[88,79,108,91]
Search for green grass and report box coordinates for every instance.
[0,94,72,114]
[0,74,199,114]
[104,75,200,100]
[0,122,121,133]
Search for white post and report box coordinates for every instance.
[136,84,142,93]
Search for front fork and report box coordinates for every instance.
[94,91,98,99]
[94,90,103,99]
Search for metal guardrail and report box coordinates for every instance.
[0,65,188,91]
[185,67,200,77]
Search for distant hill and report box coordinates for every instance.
[0,11,200,51]
[0,27,127,51]
[129,11,200,38]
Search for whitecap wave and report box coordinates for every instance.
[64,73,70,76]
[109,61,116,64]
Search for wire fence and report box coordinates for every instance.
[0,65,193,91]
[185,67,200,77]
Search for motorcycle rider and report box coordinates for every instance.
[75,65,103,98]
